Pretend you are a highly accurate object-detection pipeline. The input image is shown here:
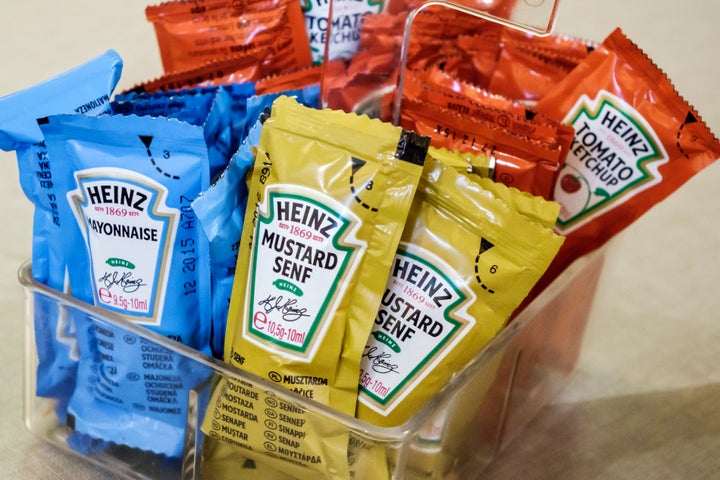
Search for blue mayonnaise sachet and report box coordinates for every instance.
[203,82,256,179]
[244,84,320,134]
[0,50,123,415]
[192,118,262,358]
[112,82,258,182]
[66,316,213,458]
[111,86,217,127]
[39,112,212,456]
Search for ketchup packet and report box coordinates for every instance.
[146,0,312,73]
[0,50,123,415]
[400,97,565,199]
[487,42,577,104]
[302,0,384,64]
[401,69,574,152]
[414,65,531,117]
[125,53,271,94]
[255,65,321,95]
[534,28,720,288]
[39,113,213,456]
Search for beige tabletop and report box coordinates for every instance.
[1,1,718,479]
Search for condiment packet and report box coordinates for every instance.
[125,53,272,94]
[482,29,594,104]
[400,97,565,199]
[0,49,123,416]
[146,0,312,73]
[39,113,213,456]
[203,82,257,179]
[530,28,720,295]
[356,157,564,427]
[255,65,321,95]
[201,95,428,478]
[193,119,260,359]
[301,0,384,64]
[348,157,562,478]
[111,86,218,125]
[112,85,232,178]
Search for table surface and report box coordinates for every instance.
[1,1,718,479]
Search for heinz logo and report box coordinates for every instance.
[86,184,149,212]
[555,91,668,233]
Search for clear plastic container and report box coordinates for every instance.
[20,246,605,479]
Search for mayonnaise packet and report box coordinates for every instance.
[193,119,262,358]
[111,86,218,126]
[112,82,259,182]
[0,50,123,415]
[201,96,428,478]
[66,318,212,457]
[203,82,257,180]
[39,113,212,456]
[244,84,321,136]
[356,157,564,427]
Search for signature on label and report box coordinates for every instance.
[98,271,146,294]
[257,294,310,322]
[362,346,400,374]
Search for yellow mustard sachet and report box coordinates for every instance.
[356,157,564,428]
[466,174,561,229]
[201,96,428,479]
[427,145,493,177]
[428,145,559,228]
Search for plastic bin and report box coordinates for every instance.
[20,244,605,479]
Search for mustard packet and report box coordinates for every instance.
[466,174,561,229]
[201,96,428,478]
[356,157,565,428]
[428,146,559,228]
[428,145,493,178]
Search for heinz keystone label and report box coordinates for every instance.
[359,244,475,415]
[554,91,668,232]
[245,185,364,359]
[302,0,383,63]
[69,168,177,324]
